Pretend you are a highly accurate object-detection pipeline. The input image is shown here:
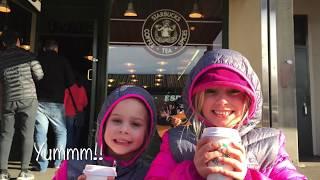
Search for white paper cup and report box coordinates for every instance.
[83,164,117,180]
[201,127,241,180]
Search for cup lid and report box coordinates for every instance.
[201,127,241,142]
[83,165,117,177]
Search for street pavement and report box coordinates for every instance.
[6,159,320,179]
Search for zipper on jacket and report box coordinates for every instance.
[113,160,118,179]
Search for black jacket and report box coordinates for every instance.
[36,51,74,103]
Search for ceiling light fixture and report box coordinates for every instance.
[157,61,168,65]
[124,62,135,67]
[128,69,136,73]
[157,68,166,72]
[0,0,11,13]
[20,44,31,51]
[124,1,137,17]
[84,55,93,61]
[189,0,203,18]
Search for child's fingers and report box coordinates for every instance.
[230,143,246,163]
[203,151,224,164]
[217,142,246,164]
[219,146,245,163]
[231,142,246,155]
[207,163,247,180]
[217,156,246,172]
[216,167,247,180]
[77,174,86,180]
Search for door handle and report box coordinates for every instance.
[303,102,308,116]
[87,69,92,81]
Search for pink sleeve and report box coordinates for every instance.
[244,168,272,180]
[145,132,204,180]
[52,160,68,180]
[245,132,307,180]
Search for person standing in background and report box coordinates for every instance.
[64,75,88,148]
[0,30,44,180]
[34,40,74,172]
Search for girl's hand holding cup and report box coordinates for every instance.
[194,127,247,180]
[194,136,224,178]
[215,141,247,180]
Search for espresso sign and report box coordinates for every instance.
[142,9,190,57]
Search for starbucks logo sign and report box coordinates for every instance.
[142,9,190,57]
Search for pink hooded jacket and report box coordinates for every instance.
[145,49,307,180]
[54,85,157,180]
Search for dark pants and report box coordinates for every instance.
[66,112,85,148]
[0,98,38,170]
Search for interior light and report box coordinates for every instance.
[157,68,166,72]
[189,1,203,18]
[128,69,136,73]
[84,55,93,61]
[125,62,135,67]
[157,61,168,65]
[0,0,11,13]
[20,44,31,51]
[124,1,137,17]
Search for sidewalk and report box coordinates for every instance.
[7,162,55,179]
[7,160,320,179]
[297,159,320,180]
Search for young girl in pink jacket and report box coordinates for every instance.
[145,49,306,179]
[54,85,157,180]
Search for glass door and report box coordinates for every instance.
[106,0,226,158]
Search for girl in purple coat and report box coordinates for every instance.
[145,49,306,179]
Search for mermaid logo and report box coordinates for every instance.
[142,9,190,57]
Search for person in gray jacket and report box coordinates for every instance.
[0,31,44,180]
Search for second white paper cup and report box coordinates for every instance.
[83,164,117,180]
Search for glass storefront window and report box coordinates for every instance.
[108,0,224,128]
[107,45,206,93]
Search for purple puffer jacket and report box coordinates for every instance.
[145,49,307,180]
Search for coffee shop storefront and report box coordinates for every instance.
[3,0,320,164]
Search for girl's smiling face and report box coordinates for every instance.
[104,98,148,160]
[201,86,248,128]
